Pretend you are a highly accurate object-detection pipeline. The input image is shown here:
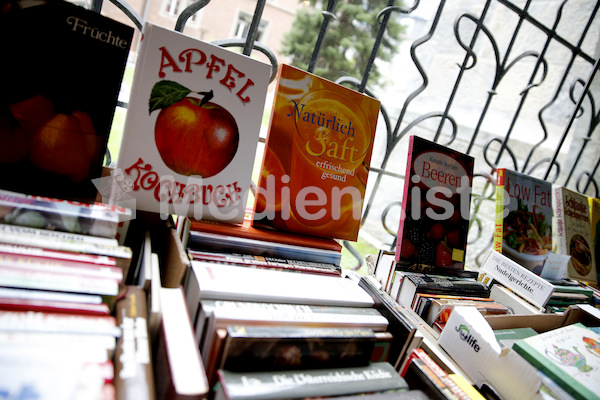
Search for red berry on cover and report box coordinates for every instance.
[428,223,445,241]
[449,209,461,225]
[400,239,417,259]
[435,242,453,267]
[447,230,460,247]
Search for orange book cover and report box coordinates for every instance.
[252,64,380,241]
[188,215,342,252]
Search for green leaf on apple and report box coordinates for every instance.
[149,80,192,114]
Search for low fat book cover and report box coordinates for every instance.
[553,186,597,284]
[0,0,133,202]
[116,22,271,223]
[252,64,380,241]
[395,136,475,271]
[494,169,553,275]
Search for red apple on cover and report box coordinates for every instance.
[152,81,239,178]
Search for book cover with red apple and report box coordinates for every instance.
[0,0,134,202]
[116,22,271,223]
[252,64,380,241]
[394,136,474,272]
[493,168,553,274]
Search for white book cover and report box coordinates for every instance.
[489,284,545,315]
[116,22,271,223]
[478,250,555,308]
[190,261,374,308]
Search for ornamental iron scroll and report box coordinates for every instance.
[93,0,599,271]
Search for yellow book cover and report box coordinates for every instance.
[252,64,380,241]
[553,186,597,284]
[494,168,553,274]
[588,197,600,285]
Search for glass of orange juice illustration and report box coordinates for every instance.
[287,88,373,238]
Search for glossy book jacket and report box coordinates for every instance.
[116,22,271,223]
[0,0,133,202]
[494,168,552,274]
[252,64,380,241]
[394,136,474,271]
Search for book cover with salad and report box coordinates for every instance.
[394,136,475,271]
[494,168,553,275]
[252,64,380,241]
[553,186,597,284]
[116,22,271,223]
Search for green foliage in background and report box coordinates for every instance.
[281,0,404,89]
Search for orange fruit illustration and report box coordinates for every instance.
[29,112,94,182]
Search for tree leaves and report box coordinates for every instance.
[148,80,191,113]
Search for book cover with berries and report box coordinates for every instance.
[252,64,380,241]
[0,0,133,202]
[552,186,597,284]
[116,22,271,223]
[394,135,475,271]
[512,323,600,400]
[493,169,553,275]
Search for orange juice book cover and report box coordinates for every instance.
[116,22,270,223]
[0,0,133,202]
[252,64,380,241]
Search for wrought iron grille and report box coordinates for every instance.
[93,0,600,270]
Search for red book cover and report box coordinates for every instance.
[394,136,474,272]
[0,297,110,316]
[0,248,123,282]
[252,64,380,241]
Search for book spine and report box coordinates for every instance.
[414,348,473,399]
[0,265,120,296]
[220,327,378,372]
[395,135,415,262]
[0,297,110,316]
[493,168,505,253]
[188,219,343,252]
[0,331,117,357]
[0,251,123,281]
[114,286,155,400]
[0,310,119,336]
[188,231,342,266]
[0,225,133,265]
[552,187,566,255]
[217,362,407,399]
[0,243,117,266]
[0,190,120,238]
[357,276,418,369]
[189,250,341,276]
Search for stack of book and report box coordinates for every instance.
[182,260,422,398]
[0,190,134,398]
[180,213,344,276]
